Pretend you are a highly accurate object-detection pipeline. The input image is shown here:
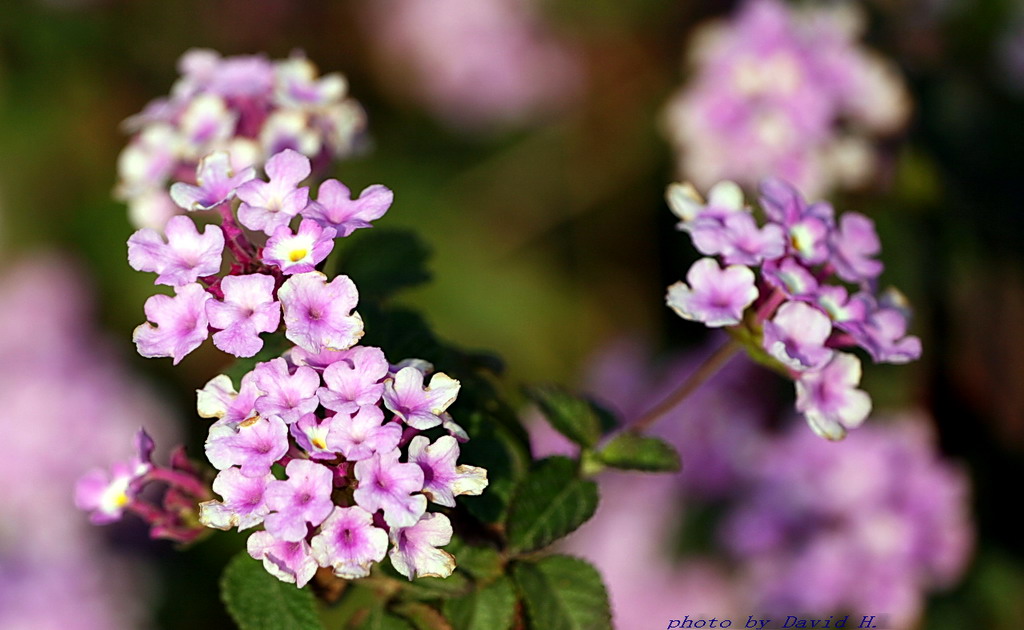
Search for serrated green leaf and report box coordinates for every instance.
[327,228,431,301]
[505,457,598,553]
[524,385,616,448]
[220,552,322,630]
[459,412,531,524]
[445,539,503,582]
[598,432,681,472]
[387,569,473,601]
[391,601,453,630]
[443,576,516,630]
[512,556,611,630]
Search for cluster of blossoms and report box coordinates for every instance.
[195,346,488,586]
[724,416,972,625]
[663,0,909,198]
[362,0,580,130]
[85,105,490,583]
[117,49,366,229]
[533,341,971,629]
[129,147,391,364]
[665,178,921,440]
[75,428,211,543]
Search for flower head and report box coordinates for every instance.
[133,283,212,364]
[317,346,389,414]
[302,180,393,237]
[407,435,488,507]
[795,352,872,440]
[199,467,274,531]
[205,414,289,477]
[253,358,321,425]
[237,149,312,234]
[353,448,426,529]
[207,274,281,358]
[662,0,909,197]
[382,367,461,431]
[128,215,224,286]
[247,531,318,588]
[262,219,336,274]
[264,460,335,542]
[169,151,255,211]
[310,506,389,579]
[388,513,455,580]
[325,405,402,462]
[278,272,364,354]
[666,258,759,327]
[663,178,920,439]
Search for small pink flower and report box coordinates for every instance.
[207,274,281,358]
[199,467,274,531]
[169,151,255,211]
[133,283,212,364]
[237,149,311,235]
[128,215,224,287]
[310,506,389,579]
[264,460,335,542]
[247,530,318,588]
[388,513,455,580]
[353,448,426,529]
[262,219,336,275]
[302,179,393,237]
[666,258,758,327]
[795,352,872,440]
[382,367,461,430]
[278,272,364,354]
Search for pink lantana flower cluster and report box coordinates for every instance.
[663,0,909,198]
[75,429,213,543]
[129,147,392,364]
[665,178,921,440]
[196,348,488,586]
[117,49,366,229]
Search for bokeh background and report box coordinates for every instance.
[1,0,1022,628]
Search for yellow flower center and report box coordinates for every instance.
[288,248,308,263]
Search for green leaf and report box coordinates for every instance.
[327,228,431,300]
[597,432,681,472]
[459,416,528,524]
[384,568,473,601]
[351,609,414,630]
[444,538,504,582]
[512,556,611,630]
[505,457,598,553]
[391,601,453,630]
[524,386,616,448]
[443,576,516,630]
[219,552,322,630]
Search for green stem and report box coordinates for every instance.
[628,338,741,433]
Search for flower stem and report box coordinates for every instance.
[217,202,257,264]
[147,468,211,500]
[755,287,786,323]
[628,338,741,433]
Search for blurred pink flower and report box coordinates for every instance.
[0,257,179,629]
[663,0,910,197]
[363,0,582,130]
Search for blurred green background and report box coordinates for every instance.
[2,0,1023,628]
